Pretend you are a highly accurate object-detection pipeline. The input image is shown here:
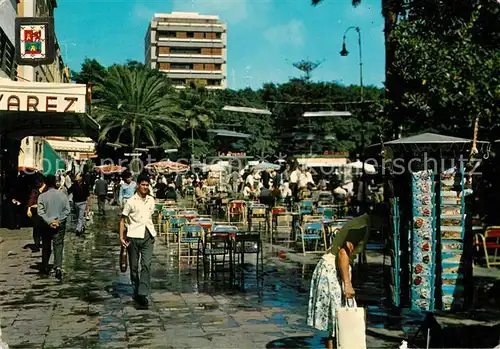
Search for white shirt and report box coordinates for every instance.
[246,174,255,188]
[298,172,309,188]
[290,170,299,184]
[243,186,252,197]
[122,193,157,238]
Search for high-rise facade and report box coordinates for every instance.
[145,12,227,89]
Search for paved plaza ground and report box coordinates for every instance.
[1,206,500,348]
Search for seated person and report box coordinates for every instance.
[165,184,177,201]
[194,182,207,203]
[243,183,253,198]
[259,186,275,207]
[155,180,167,200]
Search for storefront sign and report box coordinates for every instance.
[15,17,55,65]
[217,152,247,157]
[0,80,87,113]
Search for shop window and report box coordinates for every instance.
[163,31,176,38]
[159,47,170,54]
[171,47,201,54]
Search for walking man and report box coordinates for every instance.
[119,171,136,208]
[119,174,156,307]
[68,174,91,235]
[37,175,70,279]
[94,175,108,216]
[27,178,46,252]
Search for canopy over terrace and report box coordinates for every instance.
[0,78,99,140]
[380,132,490,152]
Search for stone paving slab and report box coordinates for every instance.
[5,208,497,348]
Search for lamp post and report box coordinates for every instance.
[341,26,367,214]
[340,26,363,102]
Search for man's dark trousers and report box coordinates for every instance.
[128,229,154,296]
[97,195,106,215]
[41,221,66,270]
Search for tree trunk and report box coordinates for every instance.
[383,0,401,138]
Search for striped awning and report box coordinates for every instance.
[45,139,96,152]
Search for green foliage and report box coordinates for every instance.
[292,59,323,81]
[71,57,107,85]
[391,1,500,138]
[93,65,184,149]
[74,60,385,160]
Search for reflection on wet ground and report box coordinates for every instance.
[1,207,500,348]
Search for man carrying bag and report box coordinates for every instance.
[119,174,156,307]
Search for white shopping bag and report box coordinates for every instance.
[336,298,367,349]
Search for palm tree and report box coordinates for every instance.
[93,65,184,150]
[177,87,216,158]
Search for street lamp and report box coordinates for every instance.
[341,26,367,213]
[340,26,363,101]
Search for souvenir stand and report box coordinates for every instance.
[381,133,490,347]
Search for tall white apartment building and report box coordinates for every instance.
[145,12,227,89]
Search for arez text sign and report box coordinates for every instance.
[0,80,87,113]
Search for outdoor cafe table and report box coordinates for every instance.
[208,225,242,277]
[191,217,213,232]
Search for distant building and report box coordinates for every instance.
[145,12,227,89]
[0,0,18,80]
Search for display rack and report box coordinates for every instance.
[411,170,437,312]
[389,198,401,307]
[439,163,466,311]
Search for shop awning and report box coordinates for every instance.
[207,129,252,138]
[43,140,66,175]
[45,138,96,152]
[297,157,348,167]
[0,78,99,140]
[0,110,99,140]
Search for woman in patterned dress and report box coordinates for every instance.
[307,212,373,349]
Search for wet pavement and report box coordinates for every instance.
[1,205,499,348]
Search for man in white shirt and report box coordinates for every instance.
[289,167,300,199]
[119,174,156,307]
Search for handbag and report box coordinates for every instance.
[120,244,128,273]
[336,298,367,349]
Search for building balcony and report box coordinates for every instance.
[160,70,225,80]
[156,24,225,33]
[158,37,223,44]
[157,40,225,49]
[0,27,17,80]
[157,56,225,64]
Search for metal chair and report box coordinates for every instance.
[297,200,314,216]
[272,214,294,245]
[178,223,204,266]
[474,226,500,268]
[200,234,232,278]
[233,232,264,281]
[227,200,247,224]
[297,221,328,256]
[166,215,187,246]
[248,204,268,232]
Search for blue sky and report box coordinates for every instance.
[55,0,385,90]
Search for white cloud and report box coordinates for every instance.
[264,19,305,47]
[171,0,249,23]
